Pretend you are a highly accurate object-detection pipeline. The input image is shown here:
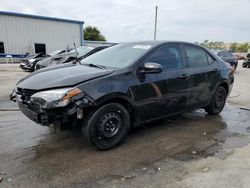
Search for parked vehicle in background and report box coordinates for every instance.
[34,49,72,70]
[20,50,66,72]
[213,50,238,70]
[233,53,245,60]
[36,45,111,70]
[11,41,234,150]
[242,53,250,68]
[20,53,48,71]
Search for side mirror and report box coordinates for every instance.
[140,62,163,74]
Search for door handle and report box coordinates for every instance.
[179,74,190,80]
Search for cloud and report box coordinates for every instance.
[0,0,250,42]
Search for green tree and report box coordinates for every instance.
[200,40,225,50]
[200,40,209,48]
[230,43,238,52]
[84,26,106,41]
[236,43,249,52]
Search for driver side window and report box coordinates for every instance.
[145,45,183,70]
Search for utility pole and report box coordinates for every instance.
[154,6,158,40]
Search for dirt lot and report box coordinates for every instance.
[0,63,250,188]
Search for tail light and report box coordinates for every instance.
[229,67,235,76]
[224,62,234,76]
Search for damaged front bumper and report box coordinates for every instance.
[17,101,77,125]
[10,89,96,126]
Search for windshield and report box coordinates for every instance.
[48,50,62,56]
[70,46,94,56]
[81,43,152,68]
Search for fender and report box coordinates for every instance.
[208,80,231,105]
[95,92,140,126]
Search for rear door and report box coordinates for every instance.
[182,45,218,109]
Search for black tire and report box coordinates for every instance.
[242,63,247,68]
[83,103,130,150]
[205,86,227,115]
[35,64,41,71]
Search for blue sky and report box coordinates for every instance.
[1,0,249,43]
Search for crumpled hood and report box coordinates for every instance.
[53,52,76,59]
[37,57,53,66]
[17,63,114,90]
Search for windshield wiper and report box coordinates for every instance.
[72,57,81,65]
[85,63,106,69]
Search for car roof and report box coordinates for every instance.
[120,40,205,48]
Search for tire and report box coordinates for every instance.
[205,86,227,115]
[242,63,247,68]
[83,103,130,150]
[35,64,40,71]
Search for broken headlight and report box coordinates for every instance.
[30,87,82,108]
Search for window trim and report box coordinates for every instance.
[206,53,215,64]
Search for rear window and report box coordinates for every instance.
[184,46,209,67]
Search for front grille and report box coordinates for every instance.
[17,88,37,96]
[16,87,38,103]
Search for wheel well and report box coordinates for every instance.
[99,98,136,126]
[218,82,229,95]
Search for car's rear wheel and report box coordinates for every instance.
[205,86,226,115]
[83,103,130,150]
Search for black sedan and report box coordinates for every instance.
[11,41,234,150]
[242,53,250,68]
[213,50,238,70]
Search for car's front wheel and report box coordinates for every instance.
[205,86,227,115]
[35,64,41,71]
[83,103,130,150]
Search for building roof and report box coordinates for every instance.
[0,11,84,24]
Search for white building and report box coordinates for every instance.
[0,11,84,58]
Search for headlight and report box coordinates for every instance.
[31,87,82,108]
[28,59,36,63]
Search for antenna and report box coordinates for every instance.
[74,43,77,56]
[154,6,158,40]
[73,43,78,64]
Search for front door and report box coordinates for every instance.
[130,44,190,122]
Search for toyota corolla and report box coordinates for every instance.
[11,41,234,150]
